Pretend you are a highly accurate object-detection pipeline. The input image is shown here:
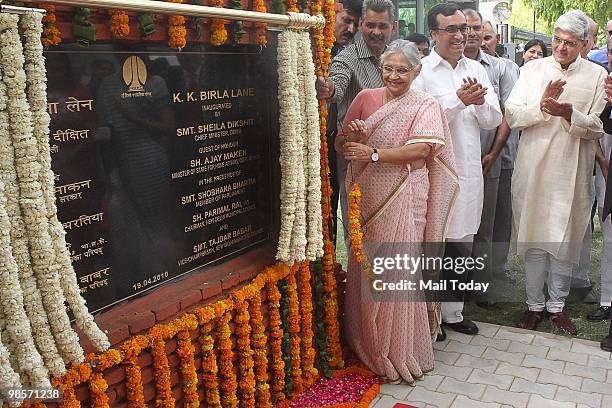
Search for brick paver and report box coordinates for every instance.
[373,322,610,408]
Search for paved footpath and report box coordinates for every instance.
[369,322,612,408]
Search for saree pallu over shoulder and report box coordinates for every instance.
[352,88,459,244]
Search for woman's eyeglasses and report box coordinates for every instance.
[381,65,416,76]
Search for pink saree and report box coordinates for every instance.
[343,87,458,383]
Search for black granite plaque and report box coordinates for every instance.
[46,43,275,312]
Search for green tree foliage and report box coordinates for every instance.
[507,0,552,35]
[525,0,610,43]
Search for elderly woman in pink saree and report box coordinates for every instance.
[337,40,458,384]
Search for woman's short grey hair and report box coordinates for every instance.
[380,40,422,68]
[553,10,589,40]
[362,0,395,21]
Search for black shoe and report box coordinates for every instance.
[476,300,498,310]
[587,306,611,321]
[445,319,479,335]
[436,326,446,342]
[568,285,596,304]
[601,334,612,352]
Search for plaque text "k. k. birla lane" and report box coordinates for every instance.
[172,87,256,103]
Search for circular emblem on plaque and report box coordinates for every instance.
[123,56,147,92]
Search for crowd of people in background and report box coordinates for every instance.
[316,0,612,384]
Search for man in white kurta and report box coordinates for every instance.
[505,10,607,335]
[412,3,502,336]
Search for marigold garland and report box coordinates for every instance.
[250,290,272,407]
[348,184,365,263]
[109,10,130,38]
[209,0,228,46]
[41,262,341,408]
[315,0,344,370]
[166,0,187,49]
[176,330,199,407]
[199,321,221,407]
[312,260,332,377]
[119,336,148,408]
[285,0,299,13]
[348,183,376,283]
[266,279,286,403]
[298,261,317,388]
[287,265,304,395]
[252,0,267,46]
[149,326,175,407]
[217,309,238,407]
[51,362,91,408]
[233,298,256,408]
[39,4,61,47]
[88,372,110,408]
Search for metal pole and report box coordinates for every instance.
[0,4,47,14]
[416,0,424,34]
[16,0,325,29]
[531,0,536,34]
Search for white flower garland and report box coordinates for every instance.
[0,180,50,387]
[290,30,307,263]
[276,30,300,263]
[21,12,109,353]
[0,30,65,379]
[0,326,20,407]
[0,13,83,366]
[276,29,324,263]
[298,31,324,260]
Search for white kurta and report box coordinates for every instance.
[412,50,502,239]
[506,56,607,263]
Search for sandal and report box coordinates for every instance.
[549,312,577,336]
[517,310,544,331]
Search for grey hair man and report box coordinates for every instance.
[506,10,608,336]
[315,0,397,251]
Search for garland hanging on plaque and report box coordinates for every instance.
[252,0,268,46]
[167,0,187,49]
[0,11,109,389]
[72,7,97,46]
[276,29,323,264]
[109,9,130,38]
[138,13,156,37]
[210,0,228,46]
[39,4,62,47]
[230,0,246,44]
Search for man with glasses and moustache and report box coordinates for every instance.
[506,10,607,336]
[412,3,502,338]
[460,9,517,310]
[315,0,396,250]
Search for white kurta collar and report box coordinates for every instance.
[551,55,582,72]
[430,48,466,70]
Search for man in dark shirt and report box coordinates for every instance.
[326,0,362,244]
[316,0,396,246]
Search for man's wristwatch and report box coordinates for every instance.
[371,148,379,162]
